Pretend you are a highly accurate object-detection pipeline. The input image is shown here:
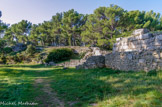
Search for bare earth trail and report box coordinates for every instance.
[34,74,65,107]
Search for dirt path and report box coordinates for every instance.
[34,78,65,107]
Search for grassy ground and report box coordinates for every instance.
[0,65,161,107]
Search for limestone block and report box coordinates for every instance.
[113,47,118,52]
[153,54,160,58]
[139,59,145,64]
[154,40,162,46]
[125,49,133,52]
[121,45,129,50]
[113,43,117,47]
[122,38,128,43]
[152,51,158,55]
[147,46,155,51]
[132,40,140,45]
[158,63,162,67]
[144,67,149,72]
[128,37,136,42]
[155,35,162,41]
[135,35,141,40]
[154,58,162,63]
[160,53,162,58]
[141,38,154,44]
[141,33,153,39]
[116,37,122,42]
[127,54,133,60]
[128,42,136,48]
[132,29,149,36]
[121,42,128,46]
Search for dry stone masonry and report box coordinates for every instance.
[47,47,109,69]
[105,29,162,71]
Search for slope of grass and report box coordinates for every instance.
[0,65,161,107]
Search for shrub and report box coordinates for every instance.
[146,70,157,76]
[26,45,36,56]
[13,55,21,63]
[0,55,7,64]
[7,53,26,63]
[79,52,86,59]
[45,48,73,63]
[3,47,13,54]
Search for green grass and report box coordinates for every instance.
[0,65,161,107]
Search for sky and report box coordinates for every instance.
[0,0,162,25]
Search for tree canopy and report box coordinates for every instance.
[1,5,162,49]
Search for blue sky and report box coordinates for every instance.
[0,0,162,24]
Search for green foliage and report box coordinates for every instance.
[0,55,7,64]
[0,39,6,49]
[4,20,31,44]
[0,39,7,54]
[146,70,157,76]
[81,5,125,49]
[26,45,36,56]
[45,48,73,63]
[0,66,38,103]
[143,20,151,28]
[12,55,21,63]
[79,52,86,59]
[0,11,1,18]
[61,9,86,46]
[0,11,8,34]
[0,66,161,106]
[6,53,27,63]
[3,47,13,54]
[2,5,162,50]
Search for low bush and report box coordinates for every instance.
[0,55,7,64]
[146,70,157,76]
[26,45,36,56]
[12,55,21,63]
[45,48,73,63]
[3,47,13,54]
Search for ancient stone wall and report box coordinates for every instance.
[105,29,162,71]
[113,34,162,52]
[105,51,162,71]
[47,47,109,68]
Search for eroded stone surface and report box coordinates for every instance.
[106,29,162,71]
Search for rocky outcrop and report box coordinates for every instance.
[76,55,105,69]
[132,28,149,36]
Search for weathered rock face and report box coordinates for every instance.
[132,28,149,36]
[106,29,162,71]
[83,47,109,60]
[105,51,162,71]
[76,55,105,69]
[113,30,161,52]
[56,59,86,68]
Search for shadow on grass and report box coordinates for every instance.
[0,75,37,103]
[0,64,46,68]
[0,66,161,107]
